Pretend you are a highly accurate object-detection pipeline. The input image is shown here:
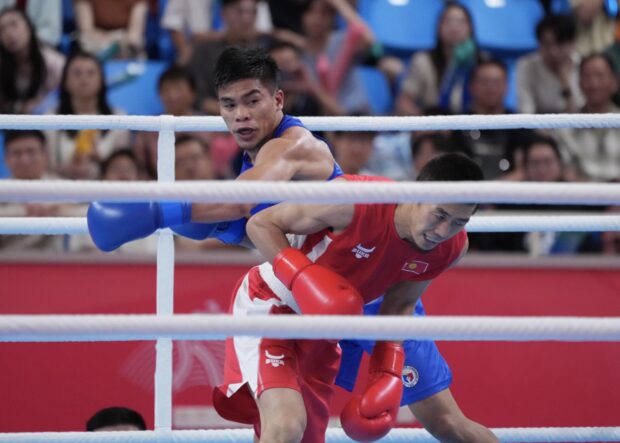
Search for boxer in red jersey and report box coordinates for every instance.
[213,153,484,443]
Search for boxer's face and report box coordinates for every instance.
[218,78,284,152]
[409,203,475,251]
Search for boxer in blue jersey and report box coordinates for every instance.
[87,47,341,251]
[87,46,497,443]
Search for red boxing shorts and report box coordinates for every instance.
[213,267,341,443]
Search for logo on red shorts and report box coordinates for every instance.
[402,260,429,275]
[402,365,419,388]
[265,350,285,367]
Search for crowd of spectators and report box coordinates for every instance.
[0,0,618,255]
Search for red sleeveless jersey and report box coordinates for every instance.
[255,175,467,310]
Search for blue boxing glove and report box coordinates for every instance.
[87,201,192,252]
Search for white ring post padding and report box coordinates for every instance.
[155,115,176,431]
[0,181,619,205]
[4,113,620,131]
[1,315,620,342]
[2,214,620,235]
[1,427,620,442]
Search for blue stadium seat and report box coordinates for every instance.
[459,0,545,55]
[356,66,393,115]
[357,0,444,56]
[104,61,168,115]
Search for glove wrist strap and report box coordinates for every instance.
[273,247,313,289]
[160,202,192,227]
[370,341,405,377]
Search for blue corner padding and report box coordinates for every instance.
[104,61,168,116]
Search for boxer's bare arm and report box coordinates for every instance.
[247,202,354,263]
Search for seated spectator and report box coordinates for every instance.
[133,66,237,179]
[556,53,620,182]
[395,1,479,116]
[0,7,65,113]
[330,130,374,174]
[0,130,79,251]
[172,135,239,252]
[268,40,343,116]
[74,0,148,59]
[86,406,147,432]
[101,148,142,181]
[160,0,218,65]
[46,51,130,179]
[411,132,469,178]
[516,14,583,113]
[0,0,61,47]
[470,135,599,254]
[188,0,273,115]
[571,0,616,56]
[461,59,536,180]
[523,135,567,182]
[175,134,214,180]
[601,205,620,254]
[298,0,373,114]
[364,130,413,181]
[69,148,156,253]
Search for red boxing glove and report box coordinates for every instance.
[340,341,405,442]
[272,247,363,316]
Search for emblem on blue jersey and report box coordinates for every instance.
[402,365,419,388]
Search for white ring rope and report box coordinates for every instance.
[1,180,619,205]
[3,114,619,441]
[3,113,620,131]
[2,214,620,235]
[2,427,620,442]
[1,315,620,342]
[0,217,87,234]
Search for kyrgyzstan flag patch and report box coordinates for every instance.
[402,260,429,275]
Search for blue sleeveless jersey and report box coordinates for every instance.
[239,115,343,179]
